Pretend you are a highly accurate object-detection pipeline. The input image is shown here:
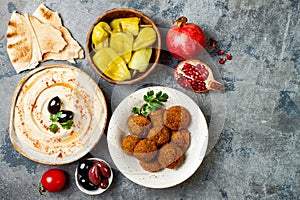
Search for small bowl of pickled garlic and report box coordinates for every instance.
[86,8,162,84]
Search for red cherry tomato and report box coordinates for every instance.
[41,169,66,192]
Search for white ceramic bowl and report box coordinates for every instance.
[75,158,113,195]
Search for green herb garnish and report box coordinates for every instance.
[50,123,59,133]
[50,111,62,122]
[132,90,168,117]
[60,120,73,130]
[49,111,73,133]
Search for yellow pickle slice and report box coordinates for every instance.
[128,48,152,72]
[92,47,131,81]
[110,32,134,63]
[110,17,140,36]
[133,27,156,51]
[92,22,111,48]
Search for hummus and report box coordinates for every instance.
[11,64,107,164]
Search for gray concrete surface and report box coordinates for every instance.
[0,0,299,199]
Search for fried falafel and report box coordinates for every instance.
[139,160,163,172]
[121,135,141,155]
[157,143,184,168]
[149,108,165,127]
[127,115,151,138]
[133,139,158,162]
[166,154,185,169]
[163,106,191,131]
[148,125,170,146]
[171,129,191,152]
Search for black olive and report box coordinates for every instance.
[78,176,98,191]
[58,110,74,123]
[77,160,93,177]
[48,96,61,114]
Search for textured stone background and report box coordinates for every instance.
[0,0,299,199]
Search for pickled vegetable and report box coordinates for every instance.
[92,47,131,81]
[92,22,111,48]
[94,37,109,50]
[110,32,133,63]
[133,27,156,51]
[91,17,158,81]
[110,17,140,36]
[128,48,152,72]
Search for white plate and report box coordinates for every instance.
[9,64,107,165]
[107,86,208,188]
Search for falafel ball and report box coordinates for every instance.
[121,135,141,155]
[163,106,191,131]
[139,160,163,172]
[171,129,191,152]
[158,143,184,168]
[128,115,151,138]
[134,139,158,162]
[148,125,170,146]
[166,154,185,169]
[149,108,165,127]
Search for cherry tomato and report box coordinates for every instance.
[41,169,66,192]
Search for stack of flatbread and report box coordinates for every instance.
[6,4,84,73]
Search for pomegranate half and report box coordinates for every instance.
[166,16,206,60]
[174,60,224,93]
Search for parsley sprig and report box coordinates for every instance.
[50,123,59,133]
[50,111,62,122]
[132,90,168,117]
[49,111,73,133]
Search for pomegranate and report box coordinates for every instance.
[174,60,224,93]
[166,16,206,60]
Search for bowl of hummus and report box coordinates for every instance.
[9,64,107,165]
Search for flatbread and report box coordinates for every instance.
[33,4,84,61]
[6,4,84,73]
[6,11,41,73]
[27,14,67,54]
[42,25,83,63]
[32,4,63,27]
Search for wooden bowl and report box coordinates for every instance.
[86,8,161,84]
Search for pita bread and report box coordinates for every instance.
[6,12,41,73]
[32,4,63,27]
[33,4,84,61]
[27,14,67,54]
[42,25,83,62]
[6,4,84,73]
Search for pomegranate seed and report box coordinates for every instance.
[219,58,226,64]
[217,50,224,55]
[200,86,207,91]
[226,53,232,60]
[210,39,217,47]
